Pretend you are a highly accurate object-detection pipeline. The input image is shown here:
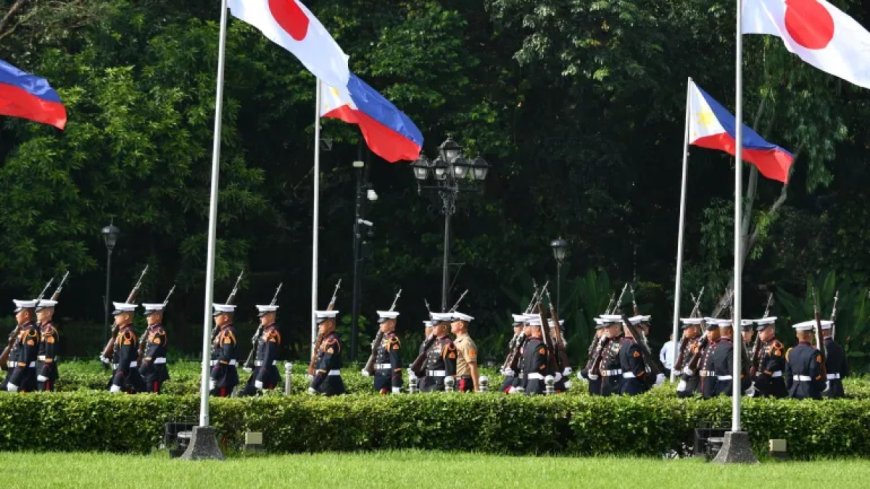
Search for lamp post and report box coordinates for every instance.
[351,160,377,362]
[101,221,120,344]
[550,237,568,315]
[411,137,490,311]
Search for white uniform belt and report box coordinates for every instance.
[154,357,167,364]
[375,363,392,370]
[6,361,14,368]
[793,375,812,382]
[526,373,544,380]
[210,359,238,366]
[37,355,50,361]
[826,373,841,380]
[622,372,636,379]
[770,371,783,378]
[113,361,138,369]
[601,369,622,376]
[427,369,446,377]
[700,370,715,377]
[717,375,733,381]
[254,360,277,367]
[25,361,35,368]
[327,369,341,376]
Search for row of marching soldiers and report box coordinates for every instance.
[672,315,848,400]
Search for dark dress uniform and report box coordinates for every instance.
[698,339,718,399]
[599,335,624,397]
[711,337,750,396]
[752,338,787,398]
[419,336,456,392]
[36,321,60,391]
[139,323,170,393]
[618,337,649,395]
[373,332,402,394]
[552,341,569,392]
[311,332,345,396]
[210,324,239,397]
[521,337,549,395]
[7,321,38,392]
[823,337,848,398]
[241,324,282,396]
[785,342,825,399]
[582,337,609,397]
[676,337,703,398]
[110,324,146,393]
[500,335,522,393]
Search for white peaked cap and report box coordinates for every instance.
[36,299,58,311]
[453,312,474,322]
[212,303,237,316]
[256,305,279,316]
[512,314,526,324]
[142,303,166,315]
[820,320,834,331]
[377,310,400,321]
[315,310,339,322]
[422,320,433,328]
[681,317,703,325]
[112,302,137,314]
[740,319,754,327]
[13,299,38,312]
[599,314,623,323]
[792,320,816,331]
[430,312,453,322]
[630,315,651,323]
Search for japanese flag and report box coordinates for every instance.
[229,0,349,87]
[742,0,870,89]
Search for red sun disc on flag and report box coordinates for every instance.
[784,0,835,50]
[268,0,310,41]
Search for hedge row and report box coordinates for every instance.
[0,392,867,458]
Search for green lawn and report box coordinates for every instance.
[1,451,867,489]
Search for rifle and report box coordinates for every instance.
[49,271,70,302]
[244,282,283,370]
[603,292,616,317]
[1,276,55,371]
[673,334,691,371]
[629,285,640,316]
[762,292,774,318]
[620,312,664,378]
[811,288,827,362]
[308,279,341,376]
[586,335,610,378]
[536,287,556,373]
[210,270,245,345]
[830,290,839,340]
[525,281,542,314]
[689,286,705,318]
[100,266,149,363]
[544,287,569,372]
[685,335,709,372]
[363,289,402,375]
[501,330,526,374]
[448,289,469,313]
[610,283,629,314]
[139,284,176,363]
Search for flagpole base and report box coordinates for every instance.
[180,426,224,461]
[711,431,758,464]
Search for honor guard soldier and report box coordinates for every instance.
[309,310,345,396]
[785,321,826,399]
[409,320,434,388]
[241,304,282,396]
[5,300,39,393]
[619,316,650,395]
[521,316,549,395]
[698,319,721,399]
[580,317,608,396]
[549,319,571,392]
[597,315,625,396]
[210,304,239,397]
[500,314,525,393]
[675,317,703,398]
[372,310,402,394]
[821,320,848,398]
[750,317,786,398]
[452,312,480,392]
[139,303,170,393]
[108,302,146,394]
[712,319,749,397]
[35,299,60,391]
[741,320,755,354]
[419,313,457,392]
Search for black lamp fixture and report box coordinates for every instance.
[550,237,569,264]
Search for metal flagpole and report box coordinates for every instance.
[311,79,322,352]
[198,0,229,430]
[732,0,744,433]
[671,77,692,383]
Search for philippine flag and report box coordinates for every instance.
[688,80,793,183]
[229,0,349,88]
[743,0,870,89]
[0,59,67,130]
[320,74,423,163]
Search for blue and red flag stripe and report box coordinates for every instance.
[0,59,67,130]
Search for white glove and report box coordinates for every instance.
[37,375,48,382]
[407,368,417,380]
[361,369,371,377]
[655,373,666,386]
[503,368,515,377]
[564,380,573,390]
[99,356,110,365]
[507,386,517,394]
[554,373,563,383]
[307,387,317,395]
[587,374,599,381]
[562,367,573,377]
[682,367,695,376]
[7,383,19,393]
[109,384,121,394]
[392,387,401,394]
[305,374,314,382]
[677,380,688,392]
[254,380,264,390]
[242,367,253,373]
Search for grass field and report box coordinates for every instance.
[1,451,867,489]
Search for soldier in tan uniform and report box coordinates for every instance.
[451,312,479,392]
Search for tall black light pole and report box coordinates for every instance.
[411,137,491,311]
[351,160,377,362]
[101,221,120,344]
[550,237,568,315]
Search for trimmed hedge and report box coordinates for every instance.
[1,392,867,459]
